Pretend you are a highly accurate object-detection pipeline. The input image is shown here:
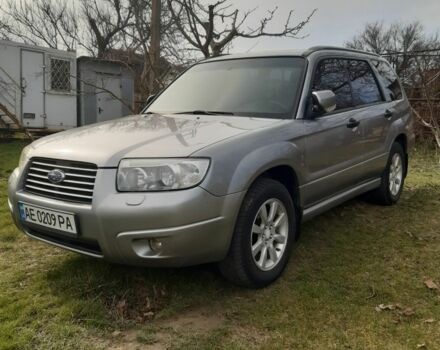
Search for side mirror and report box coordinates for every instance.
[312,90,337,114]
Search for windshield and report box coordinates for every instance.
[146,57,306,119]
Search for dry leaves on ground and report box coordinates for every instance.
[375,303,415,317]
[424,278,439,290]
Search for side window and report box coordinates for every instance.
[348,60,382,106]
[313,59,353,111]
[372,60,403,101]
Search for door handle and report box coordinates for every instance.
[98,107,103,114]
[346,118,360,129]
[384,109,393,119]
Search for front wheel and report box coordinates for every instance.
[218,178,296,288]
[369,142,406,205]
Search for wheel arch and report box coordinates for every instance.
[394,133,407,153]
[259,165,301,210]
[394,133,408,177]
[253,164,302,240]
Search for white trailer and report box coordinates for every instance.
[0,39,77,131]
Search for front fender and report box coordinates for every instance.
[227,142,303,194]
[200,141,303,196]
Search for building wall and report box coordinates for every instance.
[0,39,77,130]
[77,58,134,126]
[0,42,21,120]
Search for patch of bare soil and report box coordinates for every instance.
[163,308,225,333]
[106,330,142,350]
[230,325,271,347]
[105,308,225,350]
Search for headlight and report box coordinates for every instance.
[117,158,210,192]
[18,145,32,170]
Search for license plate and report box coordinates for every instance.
[18,202,78,234]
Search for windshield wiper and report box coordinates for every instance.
[174,110,234,116]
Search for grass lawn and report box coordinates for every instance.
[1,140,440,350]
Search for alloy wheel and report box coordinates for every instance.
[389,153,403,196]
[250,198,289,271]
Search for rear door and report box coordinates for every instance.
[21,50,45,128]
[369,59,408,153]
[303,58,366,206]
[346,59,388,181]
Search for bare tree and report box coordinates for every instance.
[74,74,136,114]
[346,21,440,78]
[347,21,440,152]
[0,19,11,40]
[0,0,78,50]
[167,0,317,58]
[0,0,317,109]
[117,0,182,100]
[80,0,134,57]
[411,59,440,154]
[0,0,135,57]
[122,0,155,94]
[346,22,392,55]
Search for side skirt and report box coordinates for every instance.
[301,178,381,222]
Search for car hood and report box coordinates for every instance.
[29,114,283,167]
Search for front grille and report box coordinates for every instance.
[24,158,97,204]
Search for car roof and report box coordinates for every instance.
[203,46,382,63]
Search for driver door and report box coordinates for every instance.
[302,58,366,206]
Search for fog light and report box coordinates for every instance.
[149,238,163,252]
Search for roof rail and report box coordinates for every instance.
[304,46,380,57]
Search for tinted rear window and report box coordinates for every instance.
[348,60,382,106]
[372,60,403,101]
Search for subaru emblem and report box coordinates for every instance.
[47,169,66,184]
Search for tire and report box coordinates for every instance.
[369,142,406,205]
[218,178,296,288]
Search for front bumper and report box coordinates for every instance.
[8,167,244,267]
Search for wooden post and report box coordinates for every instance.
[149,0,161,93]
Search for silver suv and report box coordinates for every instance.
[8,46,414,287]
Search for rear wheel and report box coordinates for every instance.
[218,178,296,288]
[369,142,406,205]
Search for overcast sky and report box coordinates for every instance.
[228,0,440,53]
[1,0,438,55]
